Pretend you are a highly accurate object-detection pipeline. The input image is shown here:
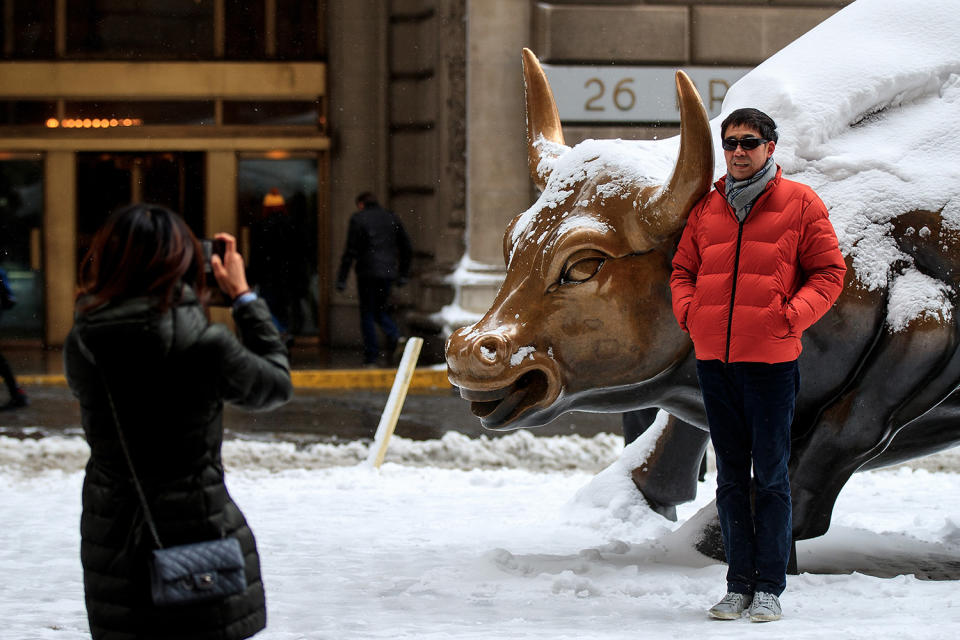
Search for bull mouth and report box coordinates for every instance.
[457,369,551,428]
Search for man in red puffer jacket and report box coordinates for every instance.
[670,108,845,623]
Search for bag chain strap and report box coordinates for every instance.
[98,367,166,550]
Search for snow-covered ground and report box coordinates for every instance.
[2,431,959,640]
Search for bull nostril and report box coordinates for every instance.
[476,336,506,364]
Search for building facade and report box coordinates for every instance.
[0,0,848,363]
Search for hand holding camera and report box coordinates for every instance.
[205,233,250,304]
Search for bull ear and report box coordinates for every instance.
[523,48,569,191]
[646,70,714,241]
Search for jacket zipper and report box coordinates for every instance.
[724,218,746,364]
[719,175,777,363]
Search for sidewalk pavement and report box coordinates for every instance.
[3,341,449,389]
[0,340,623,442]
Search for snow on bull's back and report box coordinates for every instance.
[514,0,960,331]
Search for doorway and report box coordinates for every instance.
[237,155,320,339]
[75,152,205,261]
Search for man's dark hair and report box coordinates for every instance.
[720,108,779,143]
[355,192,378,209]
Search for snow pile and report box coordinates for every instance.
[0,434,91,474]
[0,430,624,475]
[568,411,669,537]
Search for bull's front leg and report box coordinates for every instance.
[630,412,710,521]
[790,316,959,540]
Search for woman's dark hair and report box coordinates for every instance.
[720,107,779,143]
[77,203,206,312]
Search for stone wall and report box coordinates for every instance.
[534,0,849,143]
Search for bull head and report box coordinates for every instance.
[446,49,713,429]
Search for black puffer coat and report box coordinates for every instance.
[64,287,292,640]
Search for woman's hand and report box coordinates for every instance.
[210,233,251,300]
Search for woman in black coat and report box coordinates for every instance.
[64,204,292,640]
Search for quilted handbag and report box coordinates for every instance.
[150,538,246,606]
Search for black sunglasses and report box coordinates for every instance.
[721,136,769,151]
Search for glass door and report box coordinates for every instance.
[75,152,205,260]
[237,155,319,338]
[0,156,44,339]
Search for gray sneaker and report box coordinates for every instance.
[748,591,782,622]
[708,592,753,620]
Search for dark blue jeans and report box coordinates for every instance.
[696,359,799,597]
[357,277,398,364]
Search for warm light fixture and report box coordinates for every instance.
[46,117,144,128]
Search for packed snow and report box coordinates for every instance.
[2,430,959,639]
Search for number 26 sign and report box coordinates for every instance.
[541,65,749,123]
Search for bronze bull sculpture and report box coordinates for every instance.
[446,49,960,548]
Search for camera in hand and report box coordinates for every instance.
[201,238,231,306]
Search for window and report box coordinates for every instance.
[224,0,265,59]
[66,1,214,59]
[63,101,216,127]
[0,101,57,126]
[276,0,321,60]
[1,0,56,59]
[222,101,319,126]
[2,0,325,61]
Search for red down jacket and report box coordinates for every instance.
[670,167,846,364]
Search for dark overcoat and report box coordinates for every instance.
[335,204,412,284]
[64,287,292,640]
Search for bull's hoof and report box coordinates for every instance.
[694,517,725,561]
[646,500,678,522]
[632,471,679,520]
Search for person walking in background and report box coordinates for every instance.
[336,192,412,367]
[0,267,28,410]
[64,204,292,639]
[670,108,845,622]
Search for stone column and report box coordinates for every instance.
[205,151,237,239]
[455,0,532,320]
[327,0,389,346]
[205,150,238,328]
[43,151,76,346]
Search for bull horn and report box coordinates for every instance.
[523,48,569,191]
[646,70,714,241]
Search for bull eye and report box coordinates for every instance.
[561,256,605,284]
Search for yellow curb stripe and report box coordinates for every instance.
[291,368,451,391]
[18,368,452,392]
[18,374,70,387]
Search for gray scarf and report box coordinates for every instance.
[725,158,776,222]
